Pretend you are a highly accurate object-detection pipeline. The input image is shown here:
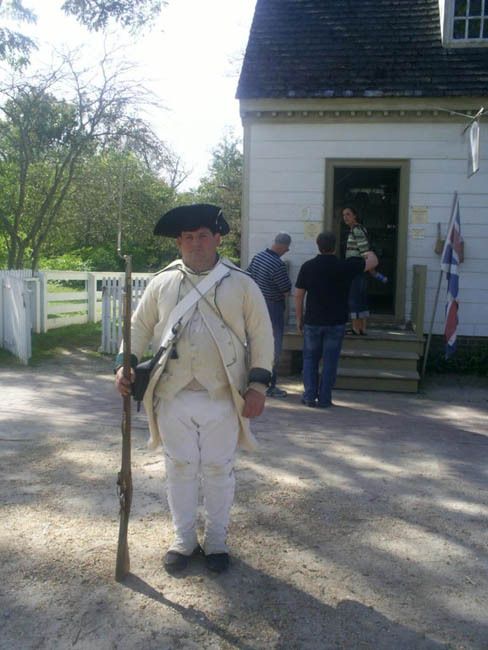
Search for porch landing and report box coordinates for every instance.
[280,325,425,393]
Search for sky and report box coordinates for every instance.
[11,0,257,188]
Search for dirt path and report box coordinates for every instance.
[1,350,487,649]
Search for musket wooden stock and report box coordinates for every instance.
[115,255,133,582]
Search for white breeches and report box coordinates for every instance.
[157,389,239,555]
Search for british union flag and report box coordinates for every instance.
[441,193,464,358]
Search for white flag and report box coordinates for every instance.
[468,120,480,177]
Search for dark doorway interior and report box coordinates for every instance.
[334,167,400,315]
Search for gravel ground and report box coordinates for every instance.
[1,350,487,650]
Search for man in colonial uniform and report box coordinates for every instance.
[115,204,274,574]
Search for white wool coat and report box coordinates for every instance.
[127,258,274,451]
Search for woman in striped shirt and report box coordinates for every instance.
[343,206,370,335]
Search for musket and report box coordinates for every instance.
[115,148,133,582]
[115,248,133,581]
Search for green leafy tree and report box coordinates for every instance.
[45,148,178,271]
[0,1,36,68]
[61,0,165,32]
[0,0,166,66]
[0,54,162,269]
[193,132,243,262]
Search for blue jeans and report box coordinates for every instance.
[302,324,345,406]
[348,273,369,319]
[266,299,285,388]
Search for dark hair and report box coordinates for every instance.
[316,231,336,253]
[342,205,360,222]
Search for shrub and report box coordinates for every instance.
[426,344,488,376]
[39,251,89,271]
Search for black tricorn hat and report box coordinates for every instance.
[154,203,230,238]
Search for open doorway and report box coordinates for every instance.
[326,160,409,320]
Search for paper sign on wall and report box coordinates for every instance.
[411,206,429,224]
[410,227,425,239]
[304,221,322,239]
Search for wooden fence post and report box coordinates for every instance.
[25,278,41,334]
[87,273,97,322]
[22,282,32,362]
[38,272,49,333]
[0,277,4,345]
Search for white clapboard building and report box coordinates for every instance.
[237,0,488,391]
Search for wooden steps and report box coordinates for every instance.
[282,326,425,393]
[335,367,420,393]
[339,348,419,371]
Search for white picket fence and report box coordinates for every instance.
[0,269,153,363]
[0,272,33,364]
[100,275,152,353]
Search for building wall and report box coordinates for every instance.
[243,120,488,336]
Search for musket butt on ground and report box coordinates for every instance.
[115,547,130,582]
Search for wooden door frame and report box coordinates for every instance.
[325,158,410,322]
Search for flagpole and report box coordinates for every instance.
[441,191,459,260]
[420,191,458,378]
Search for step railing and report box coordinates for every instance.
[410,264,427,336]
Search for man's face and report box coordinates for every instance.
[177,227,221,272]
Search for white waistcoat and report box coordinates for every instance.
[124,258,274,451]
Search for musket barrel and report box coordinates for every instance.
[115,254,133,582]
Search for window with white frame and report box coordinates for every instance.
[452,0,488,41]
[439,0,488,45]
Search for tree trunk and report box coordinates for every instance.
[31,251,40,273]
[8,241,24,269]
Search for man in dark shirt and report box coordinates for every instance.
[295,231,378,408]
[247,232,292,398]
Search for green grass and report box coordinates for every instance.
[0,322,104,367]
[0,347,23,367]
[47,281,86,292]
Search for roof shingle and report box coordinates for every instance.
[237,0,488,99]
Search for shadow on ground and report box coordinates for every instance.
[1,354,487,649]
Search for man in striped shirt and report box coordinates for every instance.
[247,233,292,398]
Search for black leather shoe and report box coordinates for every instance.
[164,546,201,574]
[301,398,316,407]
[205,552,230,574]
[266,386,288,398]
